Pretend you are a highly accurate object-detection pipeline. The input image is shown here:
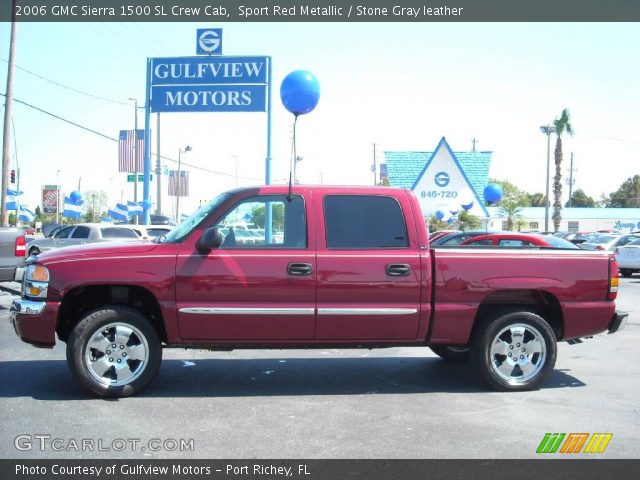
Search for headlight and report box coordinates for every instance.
[23,264,50,299]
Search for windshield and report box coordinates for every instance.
[541,235,579,249]
[161,193,233,243]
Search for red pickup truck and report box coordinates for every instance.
[10,186,627,397]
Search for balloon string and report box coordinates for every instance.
[288,114,298,201]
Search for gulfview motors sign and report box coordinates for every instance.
[150,56,268,112]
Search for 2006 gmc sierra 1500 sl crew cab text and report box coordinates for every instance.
[10,186,628,397]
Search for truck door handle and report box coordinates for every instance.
[386,264,411,276]
[288,263,312,276]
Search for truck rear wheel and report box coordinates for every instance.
[429,345,470,362]
[66,306,162,398]
[471,311,556,391]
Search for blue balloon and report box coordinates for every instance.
[280,70,320,115]
[461,200,474,211]
[70,191,82,204]
[483,183,503,205]
[141,199,152,209]
[450,208,459,216]
[436,210,445,221]
[447,218,455,224]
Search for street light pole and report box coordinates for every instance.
[540,124,556,232]
[175,145,191,222]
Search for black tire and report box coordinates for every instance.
[66,306,162,398]
[471,311,557,391]
[429,345,470,362]
[29,247,40,256]
[620,269,633,278]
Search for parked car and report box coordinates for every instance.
[579,233,640,251]
[145,226,173,239]
[23,226,36,236]
[0,227,26,282]
[563,232,598,245]
[431,230,506,246]
[26,223,145,257]
[615,238,640,277]
[10,185,626,398]
[460,233,578,249]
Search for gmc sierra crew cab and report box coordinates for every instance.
[10,186,627,397]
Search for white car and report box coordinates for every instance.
[26,223,145,257]
[616,238,640,277]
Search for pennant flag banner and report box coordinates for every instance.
[127,201,143,216]
[6,189,23,210]
[108,203,129,222]
[118,129,144,173]
[62,197,84,219]
[168,170,190,197]
[18,206,36,223]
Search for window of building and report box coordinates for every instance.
[529,222,539,230]
[568,221,579,232]
[324,195,408,249]
[501,221,509,230]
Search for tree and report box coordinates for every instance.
[457,210,480,231]
[427,214,450,232]
[490,179,529,231]
[83,190,109,222]
[527,192,547,207]
[565,188,596,208]
[604,175,640,207]
[552,109,574,231]
[251,203,285,230]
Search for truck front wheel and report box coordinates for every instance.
[66,306,162,398]
[471,311,557,391]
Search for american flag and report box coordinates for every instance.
[118,129,144,173]
[168,170,190,197]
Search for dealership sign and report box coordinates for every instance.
[149,56,268,113]
[412,137,489,218]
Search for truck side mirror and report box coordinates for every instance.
[196,227,223,253]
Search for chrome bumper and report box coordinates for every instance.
[608,311,628,334]
[10,298,46,315]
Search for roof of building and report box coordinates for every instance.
[488,206,640,220]
[384,148,492,199]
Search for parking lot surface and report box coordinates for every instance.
[1,278,638,459]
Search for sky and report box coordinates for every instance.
[0,22,639,218]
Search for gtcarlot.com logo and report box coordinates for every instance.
[14,434,194,453]
[536,433,613,454]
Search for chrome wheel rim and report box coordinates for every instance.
[489,323,546,384]
[85,322,149,386]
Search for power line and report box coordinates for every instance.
[1,58,130,106]
[582,132,640,145]
[1,93,262,181]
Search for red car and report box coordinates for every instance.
[460,233,579,249]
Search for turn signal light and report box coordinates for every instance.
[29,265,50,282]
[608,257,619,300]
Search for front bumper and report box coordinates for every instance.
[10,298,59,347]
[608,311,628,334]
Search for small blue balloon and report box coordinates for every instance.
[70,191,82,204]
[461,200,474,211]
[280,70,320,115]
[436,210,445,221]
[447,218,455,224]
[142,199,152,209]
[483,183,503,205]
[450,208,459,216]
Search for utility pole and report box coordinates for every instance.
[372,143,377,186]
[471,138,478,153]
[155,113,161,215]
[1,2,17,227]
[567,152,575,208]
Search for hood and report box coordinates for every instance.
[34,241,159,264]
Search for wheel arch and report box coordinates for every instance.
[57,284,167,344]
[470,289,564,341]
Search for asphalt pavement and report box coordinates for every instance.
[0,278,638,459]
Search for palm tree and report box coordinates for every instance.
[552,109,574,231]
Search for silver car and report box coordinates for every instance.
[26,223,144,257]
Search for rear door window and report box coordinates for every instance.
[71,226,91,239]
[324,195,408,249]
